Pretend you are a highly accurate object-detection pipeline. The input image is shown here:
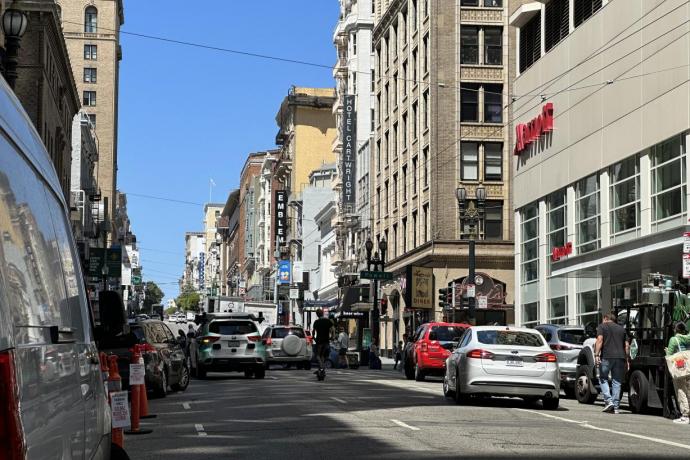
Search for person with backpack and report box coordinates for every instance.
[665,322,690,424]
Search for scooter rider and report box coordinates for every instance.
[312,308,333,373]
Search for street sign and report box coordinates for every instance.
[466,284,476,298]
[131,275,142,285]
[289,288,299,300]
[110,391,130,429]
[360,270,394,281]
[684,232,690,253]
[477,296,488,309]
[684,254,690,279]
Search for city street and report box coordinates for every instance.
[125,366,690,459]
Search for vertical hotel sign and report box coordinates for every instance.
[342,94,356,212]
[274,190,287,246]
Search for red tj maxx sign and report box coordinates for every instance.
[551,242,572,261]
[514,102,554,155]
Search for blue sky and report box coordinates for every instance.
[118,1,339,301]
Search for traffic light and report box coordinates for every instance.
[439,288,450,309]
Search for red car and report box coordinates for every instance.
[404,322,470,381]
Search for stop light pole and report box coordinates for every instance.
[364,237,387,346]
[456,186,486,326]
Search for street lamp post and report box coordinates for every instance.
[456,186,486,325]
[1,8,28,89]
[365,236,387,346]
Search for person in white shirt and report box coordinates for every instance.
[337,327,349,368]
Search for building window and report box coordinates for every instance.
[83,91,96,107]
[484,0,502,6]
[423,147,429,187]
[84,44,97,60]
[545,0,569,52]
[402,165,407,200]
[412,102,418,139]
[385,131,389,165]
[352,33,357,55]
[548,296,567,324]
[651,135,687,223]
[371,109,375,132]
[460,84,479,122]
[85,6,98,33]
[461,142,479,181]
[423,204,429,242]
[577,290,599,329]
[402,113,408,149]
[484,143,502,181]
[412,156,418,195]
[461,27,479,65]
[484,84,503,123]
[412,48,418,82]
[377,188,381,219]
[393,173,398,208]
[412,0,418,30]
[385,180,389,215]
[401,61,407,96]
[519,13,541,73]
[547,189,567,254]
[575,0,602,27]
[393,224,398,258]
[521,203,539,283]
[402,218,407,254]
[85,114,96,128]
[371,69,376,92]
[401,11,407,44]
[423,90,429,130]
[393,122,398,156]
[484,200,502,240]
[575,174,600,254]
[484,28,502,65]
[84,68,97,83]
[384,83,389,113]
[423,34,429,74]
[413,211,418,248]
[609,155,640,239]
[461,0,479,5]
[522,302,539,327]
[376,140,381,172]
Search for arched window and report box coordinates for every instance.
[85,6,97,33]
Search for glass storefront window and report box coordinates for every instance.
[611,280,640,309]
[522,302,539,327]
[547,189,567,257]
[651,135,687,223]
[548,296,567,324]
[609,156,640,240]
[576,174,600,254]
[577,290,599,330]
[521,202,539,283]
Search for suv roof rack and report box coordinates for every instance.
[194,311,264,325]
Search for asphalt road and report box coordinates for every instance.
[122,363,690,460]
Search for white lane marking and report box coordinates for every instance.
[391,419,420,431]
[182,403,191,410]
[194,423,207,436]
[518,409,690,451]
[330,397,347,404]
[268,376,279,380]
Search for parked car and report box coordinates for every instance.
[0,77,123,458]
[404,322,470,381]
[443,326,560,410]
[262,325,313,369]
[186,311,196,322]
[190,313,267,378]
[150,314,161,321]
[534,324,586,398]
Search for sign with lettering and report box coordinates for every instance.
[406,266,433,309]
[684,231,690,254]
[278,260,291,285]
[342,94,357,211]
[110,391,131,429]
[274,190,288,245]
[684,254,690,279]
[198,252,205,290]
[514,102,554,155]
[454,273,506,308]
[551,242,573,261]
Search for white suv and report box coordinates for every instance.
[262,325,313,369]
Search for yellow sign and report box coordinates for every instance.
[411,267,433,309]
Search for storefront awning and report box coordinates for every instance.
[337,286,367,318]
[551,227,687,280]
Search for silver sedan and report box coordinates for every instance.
[443,326,561,409]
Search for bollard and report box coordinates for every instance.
[125,345,152,435]
[137,345,156,419]
[107,355,124,449]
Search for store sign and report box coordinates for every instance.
[199,253,205,290]
[683,254,690,279]
[278,260,291,285]
[274,190,288,245]
[454,273,506,307]
[514,102,554,156]
[684,231,690,253]
[477,296,488,309]
[551,242,573,261]
[406,266,433,309]
[342,94,357,210]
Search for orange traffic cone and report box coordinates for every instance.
[107,355,124,449]
[125,345,153,435]
[137,345,156,419]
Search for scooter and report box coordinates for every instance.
[316,367,326,381]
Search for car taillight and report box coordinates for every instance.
[263,337,272,346]
[247,336,261,342]
[550,344,573,351]
[535,352,558,362]
[0,350,26,460]
[199,336,220,346]
[421,342,428,352]
[466,349,495,360]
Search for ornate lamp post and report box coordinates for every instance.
[364,236,387,346]
[1,8,29,89]
[456,186,486,325]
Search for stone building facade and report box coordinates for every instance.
[61,0,124,242]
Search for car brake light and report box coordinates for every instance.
[550,344,572,351]
[247,336,261,342]
[0,350,26,460]
[263,337,272,346]
[466,349,495,360]
[200,336,220,346]
[535,352,558,362]
[421,342,428,352]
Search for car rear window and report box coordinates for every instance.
[130,326,146,342]
[477,330,544,347]
[272,328,305,339]
[558,329,586,345]
[429,326,466,342]
[209,321,257,335]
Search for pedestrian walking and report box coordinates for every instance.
[665,322,690,424]
[393,341,403,370]
[595,313,630,414]
[337,327,349,369]
[369,338,381,370]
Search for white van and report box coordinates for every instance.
[0,78,120,458]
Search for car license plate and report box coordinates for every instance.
[506,359,523,367]
[227,341,240,347]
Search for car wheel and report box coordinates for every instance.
[254,367,266,379]
[542,397,559,410]
[414,362,425,382]
[244,369,254,379]
[443,374,455,398]
[629,370,649,414]
[153,368,167,398]
[303,360,312,370]
[196,363,207,379]
[171,365,190,392]
[404,359,415,380]
[575,365,597,404]
[454,371,469,405]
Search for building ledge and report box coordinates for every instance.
[509,2,542,28]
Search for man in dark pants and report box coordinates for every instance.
[595,313,630,414]
[312,308,333,371]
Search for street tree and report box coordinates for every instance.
[176,283,201,312]
[143,281,165,313]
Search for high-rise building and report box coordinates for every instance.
[62,0,125,242]
[372,0,515,350]
[183,232,206,292]
[203,203,225,298]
